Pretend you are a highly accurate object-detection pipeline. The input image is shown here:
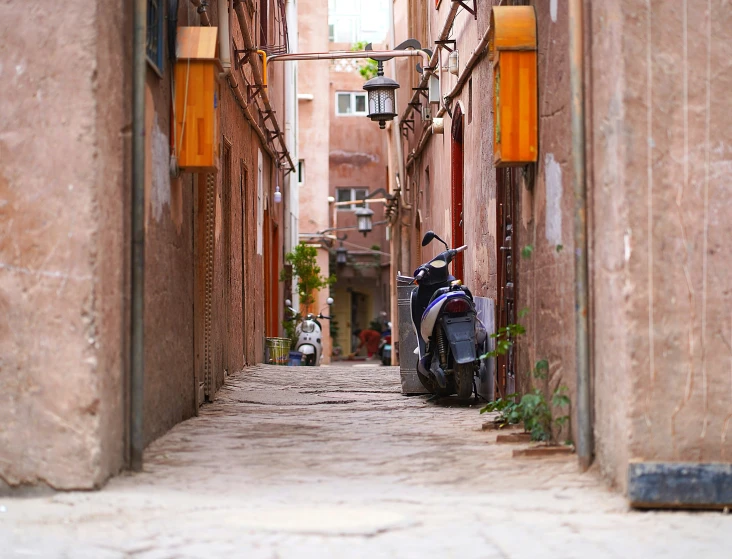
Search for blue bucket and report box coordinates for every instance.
[288,351,303,366]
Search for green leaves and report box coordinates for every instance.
[521,245,534,259]
[351,41,378,80]
[281,243,337,310]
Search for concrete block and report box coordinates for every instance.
[628,462,732,510]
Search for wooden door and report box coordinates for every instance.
[496,167,517,397]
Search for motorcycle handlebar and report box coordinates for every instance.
[455,245,468,253]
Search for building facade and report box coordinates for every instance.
[297,0,391,360]
[0,0,297,489]
[390,0,732,500]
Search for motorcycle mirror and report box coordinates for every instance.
[326,297,334,305]
[422,230,449,249]
[285,299,292,307]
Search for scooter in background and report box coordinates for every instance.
[285,297,334,366]
[378,322,392,366]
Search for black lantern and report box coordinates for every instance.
[363,61,400,129]
[336,245,348,265]
[355,206,375,236]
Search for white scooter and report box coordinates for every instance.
[285,298,334,366]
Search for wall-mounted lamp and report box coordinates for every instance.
[355,206,375,236]
[274,185,282,204]
[336,245,348,265]
[363,61,400,130]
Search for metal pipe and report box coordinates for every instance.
[397,2,461,126]
[218,0,231,73]
[232,0,295,172]
[130,0,147,472]
[405,22,491,168]
[569,0,593,471]
[268,49,429,63]
[190,0,211,26]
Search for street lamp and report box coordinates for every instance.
[363,61,400,130]
[336,245,348,265]
[355,205,375,236]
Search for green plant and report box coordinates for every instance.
[521,245,534,259]
[352,41,378,80]
[280,243,336,312]
[282,314,300,350]
[478,315,572,444]
[479,392,521,427]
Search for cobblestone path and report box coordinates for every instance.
[2,364,731,557]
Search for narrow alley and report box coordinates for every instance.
[2,364,730,558]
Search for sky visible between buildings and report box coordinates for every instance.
[328,0,390,44]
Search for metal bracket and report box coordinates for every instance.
[408,101,422,111]
[265,129,282,143]
[413,87,429,101]
[435,40,456,53]
[262,110,276,124]
[452,0,477,20]
[247,84,263,104]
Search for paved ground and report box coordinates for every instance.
[2,364,731,558]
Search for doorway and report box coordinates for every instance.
[495,167,518,397]
[451,103,465,281]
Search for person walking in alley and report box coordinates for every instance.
[350,328,381,359]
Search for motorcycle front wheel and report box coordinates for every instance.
[454,362,475,399]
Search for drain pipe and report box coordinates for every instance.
[218,0,231,74]
[130,0,147,472]
[569,0,593,471]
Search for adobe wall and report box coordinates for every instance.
[514,1,577,441]
[297,0,333,360]
[0,1,129,489]
[590,0,732,490]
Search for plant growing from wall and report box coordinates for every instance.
[280,242,336,313]
[479,317,572,444]
[352,41,378,80]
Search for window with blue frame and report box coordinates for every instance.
[146,0,164,74]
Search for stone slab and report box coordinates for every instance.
[628,462,732,510]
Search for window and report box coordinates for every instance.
[336,187,368,210]
[146,0,164,75]
[336,92,367,116]
[297,160,305,185]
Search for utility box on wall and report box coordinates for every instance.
[174,27,221,172]
[489,7,538,166]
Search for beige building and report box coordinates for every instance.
[298,0,391,359]
[389,0,732,505]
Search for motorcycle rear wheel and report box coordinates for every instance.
[454,362,474,399]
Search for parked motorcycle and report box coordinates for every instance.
[378,323,392,366]
[285,298,333,366]
[400,231,484,398]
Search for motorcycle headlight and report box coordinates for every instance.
[301,321,315,333]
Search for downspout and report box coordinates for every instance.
[284,0,299,309]
[218,0,232,74]
[130,0,147,471]
[569,0,593,470]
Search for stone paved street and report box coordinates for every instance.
[2,363,731,558]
